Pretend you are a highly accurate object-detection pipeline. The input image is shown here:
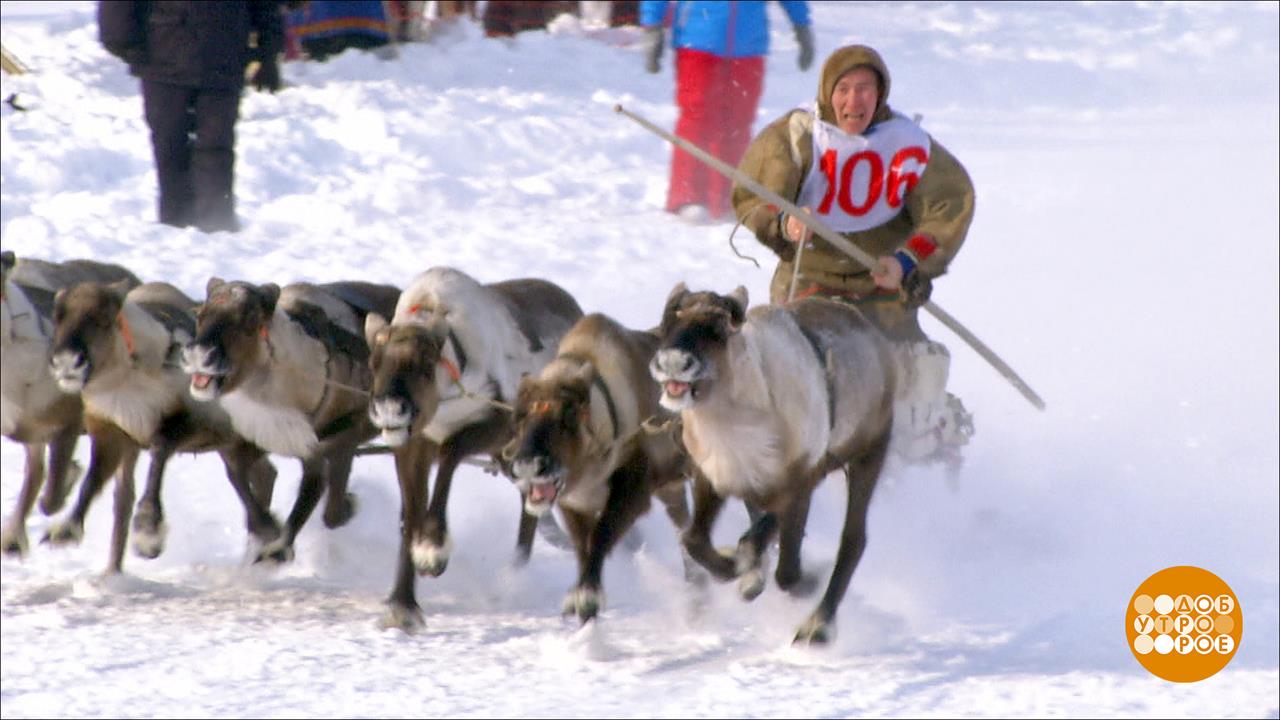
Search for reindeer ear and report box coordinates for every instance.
[107,278,133,302]
[726,286,749,328]
[206,276,225,297]
[662,282,689,326]
[365,313,389,348]
[258,283,281,314]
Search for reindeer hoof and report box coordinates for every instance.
[412,536,452,577]
[1,527,28,557]
[793,613,834,646]
[42,521,83,547]
[738,568,766,602]
[777,571,821,598]
[323,492,358,529]
[254,538,295,565]
[38,460,82,516]
[379,603,426,633]
[130,512,167,559]
[562,587,603,623]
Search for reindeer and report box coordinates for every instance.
[182,278,400,563]
[43,280,279,573]
[649,283,897,645]
[500,313,696,623]
[364,266,582,630]
[1,251,140,556]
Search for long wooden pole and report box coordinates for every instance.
[616,104,1045,411]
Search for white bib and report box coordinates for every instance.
[796,109,931,233]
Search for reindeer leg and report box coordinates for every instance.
[513,500,538,567]
[417,413,508,577]
[775,488,820,597]
[383,435,434,631]
[217,444,281,550]
[565,458,652,623]
[794,431,889,646]
[321,445,358,529]
[44,421,130,547]
[131,440,174,560]
[255,457,325,564]
[1,443,47,556]
[105,446,140,574]
[40,421,82,515]
[680,474,737,581]
[733,510,779,601]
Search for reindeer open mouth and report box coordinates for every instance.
[650,349,704,411]
[369,396,414,447]
[49,350,90,394]
[509,457,565,516]
[181,344,227,401]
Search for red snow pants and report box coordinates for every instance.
[665,49,764,219]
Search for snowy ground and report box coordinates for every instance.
[2,1,1278,717]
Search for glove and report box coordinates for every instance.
[794,25,814,71]
[643,26,664,74]
[901,270,933,309]
[250,56,282,93]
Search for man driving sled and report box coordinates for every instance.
[732,44,975,465]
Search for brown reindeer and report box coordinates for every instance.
[43,280,278,573]
[182,278,400,563]
[1,251,140,556]
[649,283,897,645]
[364,266,582,630]
[500,313,695,623]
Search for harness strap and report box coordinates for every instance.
[116,311,137,358]
[795,323,837,432]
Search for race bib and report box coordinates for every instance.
[795,109,931,233]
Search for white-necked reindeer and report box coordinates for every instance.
[44,280,279,573]
[649,283,896,645]
[364,266,582,630]
[182,278,401,563]
[500,313,693,623]
[1,251,139,556]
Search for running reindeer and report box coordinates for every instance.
[1,251,139,557]
[182,278,400,563]
[649,283,897,644]
[44,279,278,573]
[364,267,582,630]
[501,313,694,623]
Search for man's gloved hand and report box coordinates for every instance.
[795,25,815,71]
[643,26,664,74]
[901,270,933,309]
[250,56,282,93]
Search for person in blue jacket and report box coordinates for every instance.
[641,1,813,222]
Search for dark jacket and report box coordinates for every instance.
[98,1,285,90]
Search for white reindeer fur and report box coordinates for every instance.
[678,304,889,500]
[1,281,61,436]
[77,289,192,444]
[217,303,328,458]
[393,268,560,443]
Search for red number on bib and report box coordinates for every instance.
[816,145,929,216]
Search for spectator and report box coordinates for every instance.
[98,1,284,234]
[641,0,813,223]
[286,1,391,61]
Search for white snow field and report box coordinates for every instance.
[2,1,1277,717]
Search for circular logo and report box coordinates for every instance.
[1127,566,1242,682]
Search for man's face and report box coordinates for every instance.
[830,66,880,135]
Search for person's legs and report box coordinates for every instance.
[142,80,196,228]
[667,49,718,214]
[705,55,763,218]
[191,88,242,233]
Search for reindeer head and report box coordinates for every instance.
[184,278,279,401]
[500,360,596,516]
[650,282,748,412]
[48,280,133,393]
[364,310,453,447]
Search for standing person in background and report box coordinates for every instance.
[98,1,284,234]
[733,44,977,464]
[641,0,813,223]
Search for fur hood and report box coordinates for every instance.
[816,44,894,128]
